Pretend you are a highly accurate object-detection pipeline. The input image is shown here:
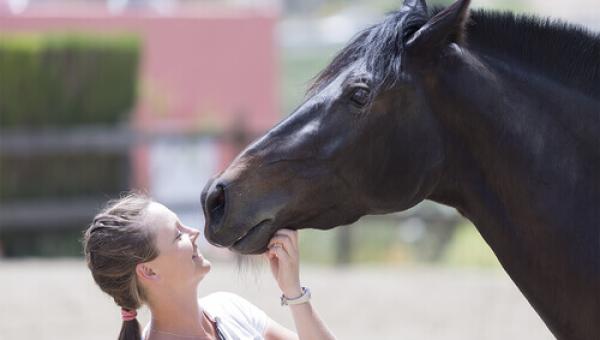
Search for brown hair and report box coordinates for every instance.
[82,193,159,340]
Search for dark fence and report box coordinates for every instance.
[0,125,255,257]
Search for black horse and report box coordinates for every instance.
[202,0,600,338]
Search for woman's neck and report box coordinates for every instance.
[147,285,212,338]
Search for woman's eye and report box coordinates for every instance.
[350,87,370,107]
[176,232,183,240]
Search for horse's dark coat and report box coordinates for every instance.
[202,1,600,338]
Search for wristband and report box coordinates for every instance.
[281,286,311,306]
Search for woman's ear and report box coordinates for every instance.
[136,263,159,282]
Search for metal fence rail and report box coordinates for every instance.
[0,124,254,232]
[0,126,237,155]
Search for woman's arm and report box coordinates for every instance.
[264,229,337,340]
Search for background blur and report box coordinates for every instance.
[0,0,597,339]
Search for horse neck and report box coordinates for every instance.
[426,46,600,340]
[429,45,600,226]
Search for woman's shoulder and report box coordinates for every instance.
[201,291,240,302]
[201,292,267,320]
[200,291,251,310]
[201,292,270,335]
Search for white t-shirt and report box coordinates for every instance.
[143,292,270,340]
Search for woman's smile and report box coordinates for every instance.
[192,252,203,261]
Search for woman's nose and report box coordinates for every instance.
[181,224,196,234]
[190,230,199,243]
[182,225,200,242]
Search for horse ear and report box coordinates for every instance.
[406,0,470,53]
[401,0,428,14]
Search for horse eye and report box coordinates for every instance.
[350,87,370,107]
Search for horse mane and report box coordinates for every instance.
[309,6,600,98]
[467,9,600,98]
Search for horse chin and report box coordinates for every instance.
[228,209,363,255]
[229,219,274,255]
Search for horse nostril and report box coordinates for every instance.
[205,183,226,230]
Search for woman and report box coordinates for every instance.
[83,193,336,340]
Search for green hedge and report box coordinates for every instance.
[0,33,140,127]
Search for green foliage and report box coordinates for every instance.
[298,219,418,265]
[280,47,340,115]
[442,222,501,268]
[0,33,138,257]
[0,33,140,127]
[298,219,502,268]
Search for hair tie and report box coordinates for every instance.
[121,308,137,321]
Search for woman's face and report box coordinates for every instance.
[141,202,211,289]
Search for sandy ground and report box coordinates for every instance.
[0,259,554,340]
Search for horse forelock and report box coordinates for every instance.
[307,8,428,98]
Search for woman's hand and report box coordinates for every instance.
[265,229,337,340]
[265,229,302,298]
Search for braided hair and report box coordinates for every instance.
[82,193,159,340]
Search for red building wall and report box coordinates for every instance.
[0,4,280,188]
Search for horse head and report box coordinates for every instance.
[202,0,471,254]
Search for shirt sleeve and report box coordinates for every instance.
[221,292,271,335]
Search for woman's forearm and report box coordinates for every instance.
[266,230,336,340]
[288,301,336,340]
